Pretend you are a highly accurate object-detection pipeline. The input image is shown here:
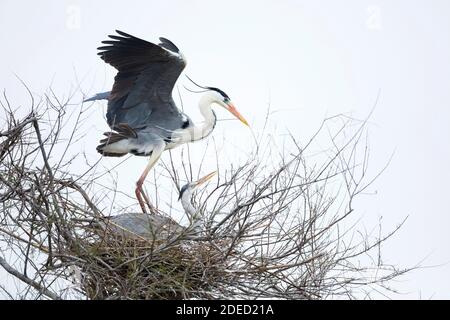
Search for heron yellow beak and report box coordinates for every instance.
[226,102,249,127]
[194,171,217,187]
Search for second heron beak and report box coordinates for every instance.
[194,171,217,187]
[226,102,249,127]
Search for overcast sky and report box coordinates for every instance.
[1,0,449,299]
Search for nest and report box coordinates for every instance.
[70,213,234,300]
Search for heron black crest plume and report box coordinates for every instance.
[183,75,209,94]
[184,75,210,94]
[185,75,230,100]
[185,75,208,90]
[183,86,209,94]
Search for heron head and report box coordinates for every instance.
[206,87,249,127]
[178,171,216,201]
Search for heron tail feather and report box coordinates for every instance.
[96,123,137,157]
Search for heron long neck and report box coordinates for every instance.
[181,189,196,220]
[188,93,218,142]
[181,190,203,231]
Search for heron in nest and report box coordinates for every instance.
[100,171,216,241]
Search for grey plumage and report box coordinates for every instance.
[83,91,110,102]
[98,30,187,134]
[85,30,192,158]
[100,212,185,240]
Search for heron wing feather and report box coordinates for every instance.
[97,30,186,131]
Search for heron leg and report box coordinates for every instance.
[135,187,147,214]
[136,188,156,214]
[135,145,164,214]
[141,191,156,213]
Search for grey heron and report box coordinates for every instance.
[100,171,216,240]
[85,30,248,213]
[177,171,216,232]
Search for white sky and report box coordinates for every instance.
[0,0,449,299]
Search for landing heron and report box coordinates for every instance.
[85,30,248,213]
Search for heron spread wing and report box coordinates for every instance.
[98,30,186,130]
